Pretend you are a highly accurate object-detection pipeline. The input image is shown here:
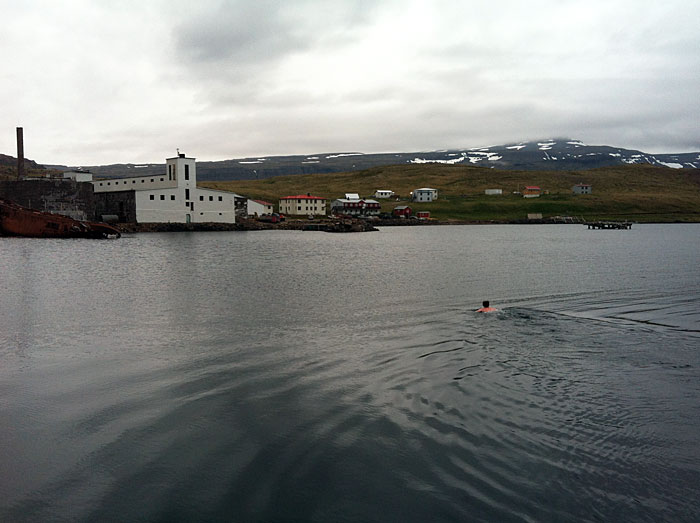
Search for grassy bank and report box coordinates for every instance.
[202,164,700,222]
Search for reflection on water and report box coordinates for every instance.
[1,225,699,522]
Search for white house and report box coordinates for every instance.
[63,170,93,182]
[247,199,275,216]
[484,189,502,195]
[573,184,592,194]
[345,193,360,200]
[279,194,327,216]
[411,188,438,202]
[92,153,236,224]
[374,190,395,199]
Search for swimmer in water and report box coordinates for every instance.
[476,300,498,312]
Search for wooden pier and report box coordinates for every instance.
[585,221,632,230]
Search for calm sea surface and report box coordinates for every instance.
[1,224,699,522]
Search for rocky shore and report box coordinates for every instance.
[115,217,381,234]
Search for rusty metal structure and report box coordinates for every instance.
[0,197,121,238]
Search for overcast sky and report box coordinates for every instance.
[2,0,699,165]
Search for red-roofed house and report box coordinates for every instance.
[279,194,327,216]
[523,186,541,198]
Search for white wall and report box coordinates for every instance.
[247,200,273,216]
[135,187,236,223]
[94,175,177,192]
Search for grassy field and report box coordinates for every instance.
[202,163,700,222]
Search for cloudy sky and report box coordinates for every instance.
[2,0,699,165]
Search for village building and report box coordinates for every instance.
[63,170,93,182]
[344,193,360,200]
[523,186,541,198]
[374,190,395,199]
[393,205,412,217]
[484,189,502,195]
[416,210,430,219]
[572,183,592,194]
[92,153,237,223]
[411,188,438,202]
[331,198,381,216]
[247,199,274,216]
[279,194,327,216]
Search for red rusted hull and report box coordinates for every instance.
[0,198,121,239]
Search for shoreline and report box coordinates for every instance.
[113,215,699,234]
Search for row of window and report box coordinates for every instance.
[99,177,165,186]
[148,194,225,202]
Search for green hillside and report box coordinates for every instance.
[202,164,700,222]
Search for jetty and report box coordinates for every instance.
[585,221,632,230]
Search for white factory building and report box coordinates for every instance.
[92,153,236,224]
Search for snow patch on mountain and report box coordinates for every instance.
[326,153,364,159]
[657,161,683,169]
[410,157,465,165]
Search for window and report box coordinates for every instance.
[160,178,164,182]
[184,164,190,180]
[150,195,154,200]
[171,195,175,200]
[209,196,213,201]
[150,179,154,183]
[298,206,301,211]
[107,182,111,185]
[218,196,222,201]
[99,182,103,186]
[199,195,204,201]
[185,189,190,200]
[132,180,136,184]
[141,180,145,183]
[160,195,165,200]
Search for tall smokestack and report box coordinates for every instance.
[16,127,25,180]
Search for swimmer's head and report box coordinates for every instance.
[482,300,489,308]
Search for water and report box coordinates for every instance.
[1,224,699,522]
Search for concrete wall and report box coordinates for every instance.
[94,191,137,222]
[0,180,95,221]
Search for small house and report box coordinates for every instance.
[247,199,274,216]
[416,210,430,219]
[411,188,438,202]
[393,205,412,217]
[345,193,360,200]
[484,189,502,195]
[523,186,541,198]
[573,184,592,195]
[374,190,395,199]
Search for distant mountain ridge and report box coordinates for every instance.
[44,138,700,182]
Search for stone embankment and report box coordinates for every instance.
[116,217,379,233]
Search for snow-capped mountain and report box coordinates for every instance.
[50,139,700,182]
[405,139,700,171]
